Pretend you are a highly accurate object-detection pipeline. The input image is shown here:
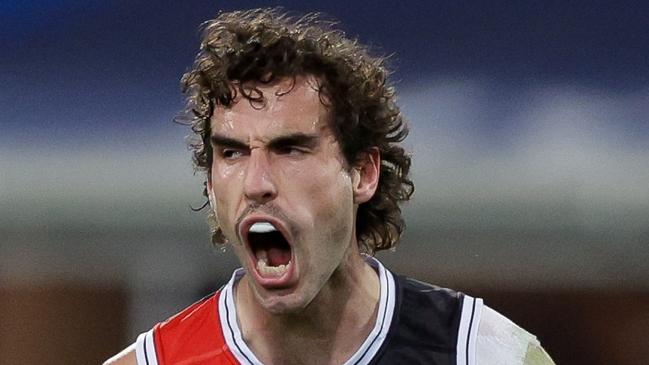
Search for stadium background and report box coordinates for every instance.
[1,1,648,364]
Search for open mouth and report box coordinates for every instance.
[246,222,293,279]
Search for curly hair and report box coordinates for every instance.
[179,8,414,254]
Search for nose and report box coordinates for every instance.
[243,149,277,204]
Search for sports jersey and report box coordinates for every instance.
[135,258,554,365]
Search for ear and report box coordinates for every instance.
[352,147,380,204]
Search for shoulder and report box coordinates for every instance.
[395,275,466,328]
[102,343,137,365]
[476,305,555,365]
[102,291,223,365]
[391,274,555,365]
[157,291,221,335]
[397,275,463,309]
[154,291,224,356]
[391,275,467,351]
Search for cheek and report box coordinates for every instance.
[326,172,355,237]
[213,160,244,180]
[309,181,355,262]
[287,162,354,234]
[211,163,245,198]
[210,166,244,239]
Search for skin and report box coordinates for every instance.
[208,76,382,364]
[103,75,382,365]
[103,343,136,365]
[104,75,557,365]
[102,75,556,365]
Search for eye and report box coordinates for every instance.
[221,148,245,159]
[277,146,306,156]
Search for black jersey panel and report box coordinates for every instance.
[371,275,463,365]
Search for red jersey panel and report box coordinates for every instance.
[152,291,240,365]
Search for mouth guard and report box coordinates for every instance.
[249,222,277,233]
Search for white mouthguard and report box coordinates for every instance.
[249,222,277,233]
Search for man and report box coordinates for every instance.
[106,8,555,365]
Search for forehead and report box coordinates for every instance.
[210,76,332,136]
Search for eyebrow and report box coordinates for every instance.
[210,134,248,149]
[267,133,319,150]
[210,132,320,150]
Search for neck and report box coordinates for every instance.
[235,247,380,365]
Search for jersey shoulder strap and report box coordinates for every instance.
[135,291,240,365]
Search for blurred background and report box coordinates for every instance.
[1,1,648,364]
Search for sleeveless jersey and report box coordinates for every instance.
[136,258,482,365]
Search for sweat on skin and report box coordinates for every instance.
[206,75,383,364]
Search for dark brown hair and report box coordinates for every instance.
[180,8,414,253]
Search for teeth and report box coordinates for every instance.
[249,222,277,233]
[256,250,289,277]
[257,260,288,277]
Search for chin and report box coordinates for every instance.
[255,291,311,315]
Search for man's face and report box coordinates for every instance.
[207,76,359,313]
